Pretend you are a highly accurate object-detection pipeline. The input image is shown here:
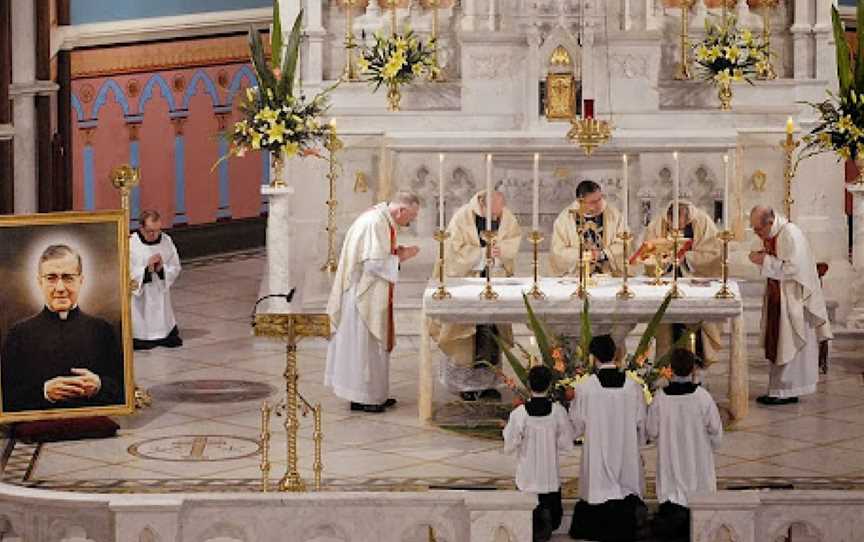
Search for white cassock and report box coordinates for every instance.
[759,215,832,398]
[130,232,181,340]
[503,400,574,493]
[646,386,723,506]
[325,203,398,405]
[570,369,647,504]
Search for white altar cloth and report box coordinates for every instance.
[419,277,747,421]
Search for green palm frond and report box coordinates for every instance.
[579,297,592,364]
[633,291,674,361]
[492,334,530,388]
[248,26,276,95]
[271,0,283,71]
[278,8,304,99]
[522,293,555,367]
[653,325,701,367]
[834,6,853,97]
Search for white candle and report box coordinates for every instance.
[621,154,629,230]
[673,151,680,231]
[723,153,730,230]
[485,153,493,230]
[532,153,540,231]
[438,153,445,229]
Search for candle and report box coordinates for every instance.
[673,151,680,231]
[723,153,730,230]
[438,153,445,229]
[584,99,595,119]
[786,116,794,146]
[532,153,540,231]
[485,153,493,230]
[622,154,629,229]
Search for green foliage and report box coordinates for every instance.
[633,291,673,361]
[358,30,439,91]
[692,16,769,85]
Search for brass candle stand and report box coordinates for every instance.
[321,127,342,273]
[342,0,360,81]
[674,0,694,80]
[568,207,593,299]
[757,0,779,80]
[386,0,398,34]
[432,229,452,300]
[312,403,323,491]
[616,231,635,299]
[781,130,800,219]
[668,229,684,299]
[428,0,444,81]
[527,230,546,299]
[260,402,271,492]
[714,229,735,299]
[479,230,499,300]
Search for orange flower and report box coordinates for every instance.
[301,148,322,158]
[503,376,518,390]
[512,396,525,407]
[660,366,673,380]
[554,359,566,373]
[551,347,564,361]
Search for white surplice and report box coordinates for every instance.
[325,204,399,405]
[129,232,181,340]
[646,386,723,506]
[503,400,574,493]
[570,372,647,504]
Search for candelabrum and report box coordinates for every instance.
[757,0,779,80]
[479,230,499,300]
[781,130,800,219]
[669,229,684,299]
[260,402,271,492]
[714,229,735,299]
[428,0,444,81]
[431,229,452,300]
[385,0,398,34]
[674,0,694,80]
[566,116,612,156]
[616,231,635,299]
[342,0,360,81]
[527,230,546,299]
[321,128,342,273]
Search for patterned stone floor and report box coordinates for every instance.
[4,249,864,498]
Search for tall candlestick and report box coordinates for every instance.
[673,151,680,231]
[723,153,730,229]
[786,116,794,146]
[622,154,629,227]
[485,153,493,230]
[438,153,445,229]
[532,153,540,231]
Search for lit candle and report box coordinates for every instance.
[438,153,445,230]
[673,151,680,231]
[786,116,795,146]
[723,153,730,230]
[622,154,629,230]
[485,153,493,231]
[532,153,540,231]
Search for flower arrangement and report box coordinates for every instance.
[693,16,769,110]
[218,4,336,182]
[799,4,864,169]
[489,293,698,406]
[358,29,438,111]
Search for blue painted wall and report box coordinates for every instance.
[840,0,856,6]
[71,0,271,25]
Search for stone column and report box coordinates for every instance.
[526,28,541,131]
[814,0,837,83]
[9,0,37,214]
[790,0,815,80]
[846,184,864,329]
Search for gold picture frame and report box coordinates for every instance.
[0,210,135,422]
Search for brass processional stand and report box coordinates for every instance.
[254,309,328,492]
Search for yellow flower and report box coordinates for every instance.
[818,132,832,146]
[837,115,855,134]
[411,63,426,77]
[725,45,741,63]
[732,69,744,82]
[741,29,753,43]
[266,121,287,143]
[708,45,722,61]
[283,141,299,156]
[838,146,852,160]
[357,57,370,72]
[245,87,257,102]
[250,130,263,150]
[643,386,653,406]
[233,120,249,135]
[695,44,710,62]
[255,107,279,123]
[714,69,733,86]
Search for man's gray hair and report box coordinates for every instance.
[391,190,421,208]
[39,244,83,274]
[750,205,775,226]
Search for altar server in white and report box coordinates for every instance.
[748,206,832,405]
[325,191,421,413]
[130,210,182,350]
[503,365,574,542]
[568,335,647,541]
[647,348,723,540]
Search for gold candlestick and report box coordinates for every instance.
[674,0,694,80]
[432,229,452,300]
[321,126,341,273]
[527,230,546,299]
[386,0,398,35]
[569,206,592,299]
[669,229,683,299]
[715,229,735,299]
[280,328,305,492]
[572,249,591,299]
[781,130,800,220]
[616,231,635,299]
[260,401,272,492]
[479,230,499,300]
[312,403,323,491]
[757,0,779,80]
[428,0,444,81]
[342,0,360,81]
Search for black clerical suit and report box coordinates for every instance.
[1,307,124,412]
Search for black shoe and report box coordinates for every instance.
[133,339,157,351]
[479,388,502,401]
[460,391,480,401]
[350,402,385,413]
[756,395,799,405]
[383,398,397,408]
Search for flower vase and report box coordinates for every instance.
[717,78,733,111]
[856,157,864,185]
[270,152,286,189]
[386,82,401,112]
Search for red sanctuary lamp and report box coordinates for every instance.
[566,98,611,156]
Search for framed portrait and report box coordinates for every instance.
[0,211,134,422]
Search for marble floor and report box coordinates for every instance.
[4,249,864,499]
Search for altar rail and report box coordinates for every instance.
[0,483,533,542]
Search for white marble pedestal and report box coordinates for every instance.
[259,185,295,314]
[846,184,864,330]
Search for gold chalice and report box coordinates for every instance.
[639,238,674,286]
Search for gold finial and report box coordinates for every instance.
[109,164,140,191]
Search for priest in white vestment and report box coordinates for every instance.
[428,190,522,401]
[748,206,832,405]
[642,200,723,365]
[130,210,182,350]
[324,191,420,413]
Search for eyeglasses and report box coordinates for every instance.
[41,273,81,285]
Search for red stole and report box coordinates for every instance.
[387,224,396,352]
[763,235,781,364]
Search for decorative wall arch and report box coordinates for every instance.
[138,74,178,113]
[226,65,259,105]
[399,521,453,542]
[300,522,351,542]
[71,94,85,123]
[91,79,131,119]
[194,521,248,542]
[772,520,823,542]
[709,523,738,542]
[139,526,160,542]
[181,69,222,110]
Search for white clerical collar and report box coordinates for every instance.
[598,362,617,370]
[48,304,78,320]
[671,375,692,383]
[530,392,548,398]
[769,214,788,238]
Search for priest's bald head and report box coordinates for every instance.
[749,205,775,240]
[477,190,506,219]
[389,190,421,226]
